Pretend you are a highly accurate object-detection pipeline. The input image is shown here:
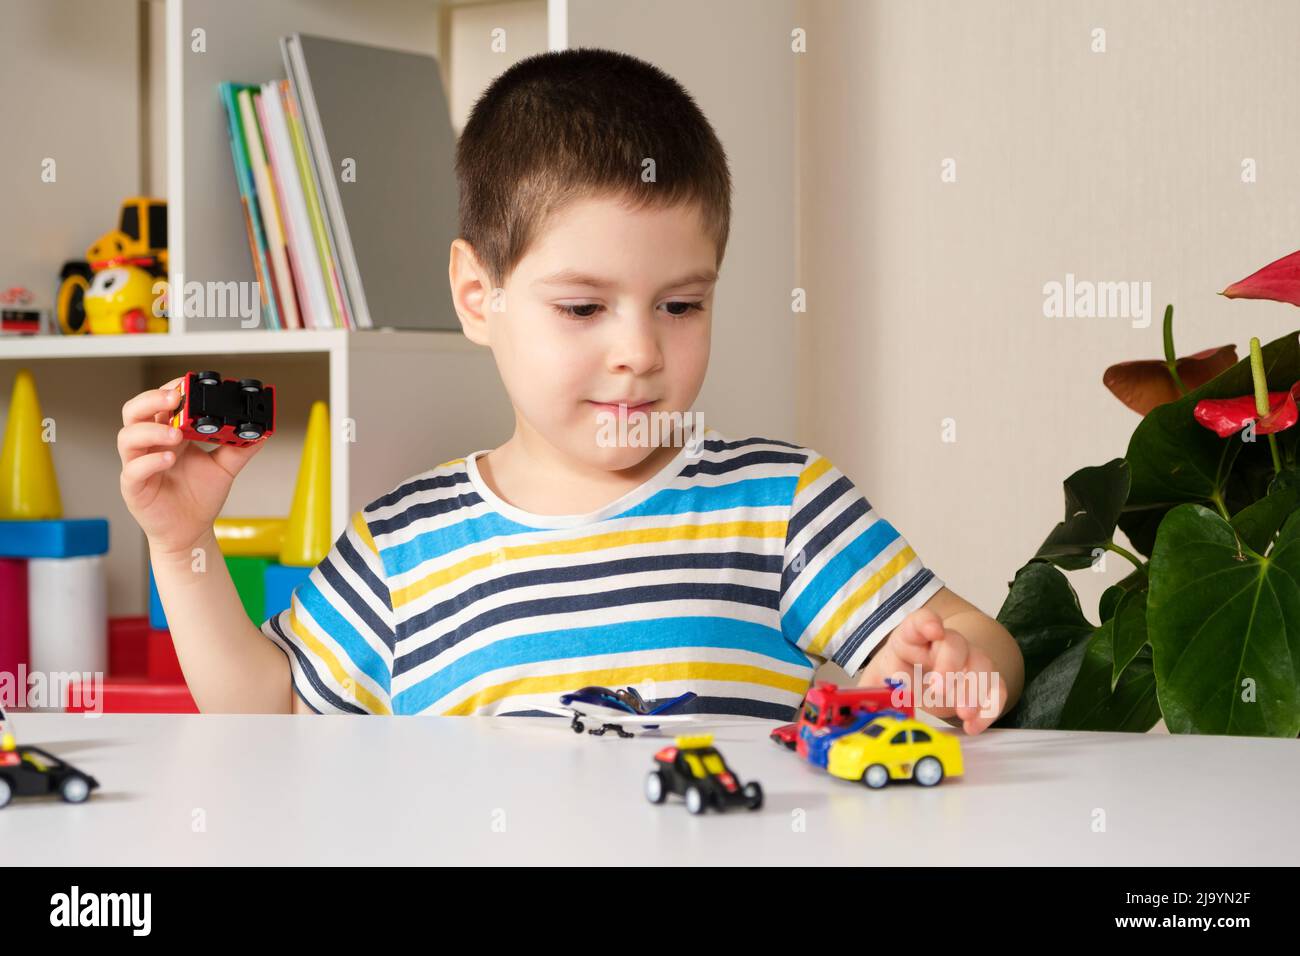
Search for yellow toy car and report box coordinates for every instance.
[826,716,963,788]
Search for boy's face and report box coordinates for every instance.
[452,195,717,474]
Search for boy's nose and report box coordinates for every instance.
[607,315,664,374]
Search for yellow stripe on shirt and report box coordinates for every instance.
[441,660,812,716]
[352,510,380,557]
[806,546,917,657]
[390,520,787,610]
[288,604,392,715]
[794,455,833,497]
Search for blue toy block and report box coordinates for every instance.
[0,518,109,558]
[148,565,168,630]
[264,562,312,620]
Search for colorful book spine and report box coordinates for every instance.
[239,88,299,331]
[281,81,352,329]
[256,85,322,332]
[218,82,280,330]
[258,82,326,330]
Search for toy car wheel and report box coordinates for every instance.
[196,371,221,386]
[56,261,94,335]
[684,785,706,815]
[862,764,890,789]
[645,771,667,804]
[59,775,91,804]
[743,781,763,810]
[235,422,264,440]
[195,416,222,435]
[0,776,11,809]
[913,756,944,787]
[238,378,262,392]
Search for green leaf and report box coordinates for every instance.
[1033,459,1130,570]
[1059,620,1162,732]
[1117,501,1172,559]
[1148,504,1300,735]
[1003,636,1091,728]
[1230,473,1300,554]
[1122,329,1300,550]
[996,561,1095,688]
[1099,566,1148,623]
[1110,589,1148,690]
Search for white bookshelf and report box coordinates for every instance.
[0,0,542,616]
[1,0,801,623]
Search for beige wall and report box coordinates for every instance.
[796,0,1300,617]
[569,0,800,442]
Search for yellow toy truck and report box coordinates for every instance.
[57,197,168,334]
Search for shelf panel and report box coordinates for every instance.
[0,328,476,360]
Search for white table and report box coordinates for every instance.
[1,714,1296,865]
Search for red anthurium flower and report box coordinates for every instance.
[1221,250,1300,307]
[1193,383,1300,437]
[1103,345,1238,415]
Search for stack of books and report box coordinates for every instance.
[219,77,355,330]
[220,34,460,334]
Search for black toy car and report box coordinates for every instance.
[170,370,276,446]
[0,744,100,807]
[645,733,763,814]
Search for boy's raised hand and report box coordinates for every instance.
[859,607,1008,735]
[118,377,265,558]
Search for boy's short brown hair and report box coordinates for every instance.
[455,47,732,289]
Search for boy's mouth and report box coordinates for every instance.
[587,399,657,414]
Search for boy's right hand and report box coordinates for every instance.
[118,377,265,558]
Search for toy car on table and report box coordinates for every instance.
[645,733,763,814]
[170,370,276,446]
[771,679,910,758]
[0,740,100,808]
[826,715,963,788]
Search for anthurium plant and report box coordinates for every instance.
[995,250,1300,737]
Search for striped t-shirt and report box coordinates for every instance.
[260,430,944,719]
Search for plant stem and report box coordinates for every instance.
[1105,541,1146,573]
[1249,336,1283,476]
[1162,304,1187,395]
[1210,491,1232,521]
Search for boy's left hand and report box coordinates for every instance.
[859,607,1009,735]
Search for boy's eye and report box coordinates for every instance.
[553,303,603,319]
[550,301,705,320]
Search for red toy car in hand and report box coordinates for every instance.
[170,370,275,446]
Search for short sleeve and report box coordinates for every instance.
[779,449,944,678]
[260,510,396,714]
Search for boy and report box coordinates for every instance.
[119,48,1022,731]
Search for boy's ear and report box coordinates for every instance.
[448,238,493,346]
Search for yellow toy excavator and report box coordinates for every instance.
[56,197,169,334]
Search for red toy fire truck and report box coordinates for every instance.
[771,679,913,764]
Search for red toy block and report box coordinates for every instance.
[147,627,185,682]
[0,558,29,678]
[108,615,150,678]
[64,677,198,714]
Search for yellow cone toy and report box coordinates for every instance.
[279,401,330,567]
[0,369,63,519]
